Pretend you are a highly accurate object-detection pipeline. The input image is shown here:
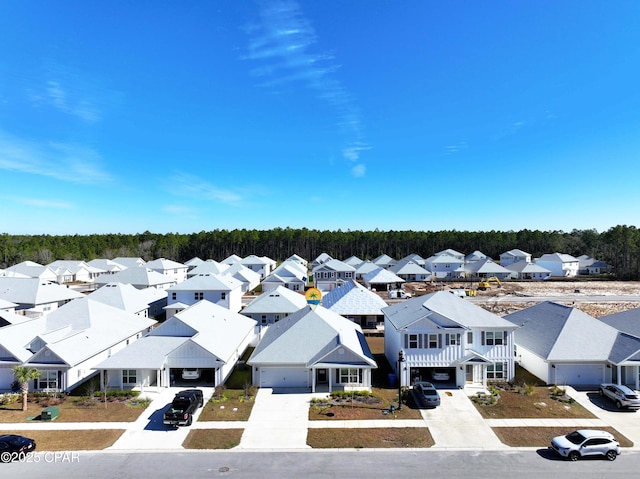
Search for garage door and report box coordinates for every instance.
[0,367,15,390]
[555,364,604,386]
[259,368,309,388]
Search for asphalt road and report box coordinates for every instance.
[5,450,640,478]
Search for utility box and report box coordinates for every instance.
[41,406,59,421]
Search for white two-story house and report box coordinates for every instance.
[383,291,517,390]
[312,259,356,292]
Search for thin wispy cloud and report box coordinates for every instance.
[244,0,370,170]
[7,196,75,210]
[444,140,468,155]
[0,130,112,184]
[172,173,244,205]
[45,80,101,123]
[351,164,366,178]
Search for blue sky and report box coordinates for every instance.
[1,1,639,235]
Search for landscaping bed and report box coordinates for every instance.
[309,388,422,420]
[1,429,125,451]
[493,426,634,448]
[197,387,255,421]
[0,392,149,423]
[307,427,433,448]
[183,429,244,449]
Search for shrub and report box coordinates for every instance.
[0,393,19,405]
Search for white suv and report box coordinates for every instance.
[599,383,640,410]
[551,429,620,461]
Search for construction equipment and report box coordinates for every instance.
[477,276,502,291]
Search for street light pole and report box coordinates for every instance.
[397,349,405,410]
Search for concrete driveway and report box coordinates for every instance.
[109,387,215,451]
[420,388,508,449]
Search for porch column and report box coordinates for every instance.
[482,365,487,389]
[328,369,333,393]
[99,370,104,392]
[156,369,161,392]
[311,367,316,393]
[616,365,622,385]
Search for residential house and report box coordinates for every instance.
[535,253,579,277]
[312,259,356,292]
[87,259,127,275]
[95,300,257,391]
[112,257,146,269]
[373,254,397,270]
[223,263,261,293]
[598,307,640,389]
[0,297,155,392]
[187,260,229,278]
[285,254,308,268]
[166,273,243,316]
[241,285,307,327]
[354,260,380,281]
[577,255,612,275]
[423,253,465,280]
[398,254,425,267]
[383,291,517,389]
[310,253,333,270]
[503,261,551,280]
[0,277,84,318]
[261,260,308,293]
[321,280,389,329]
[4,261,58,282]
[221,254,243,266]
[343,255,364,267]
[435,249,465,261]
[184,257,206,271]
[504,302,640,387]
[47,260,104,283]
[389,260,431,282]
[462,258,511,280]
[499,249,532,267]
[248,305,377,392]
[94,266,176,291]
[145,258,188,284]
[464,251,489,263]
[361,267,405,292]
[240,255,276,280]
[87,282,166,318]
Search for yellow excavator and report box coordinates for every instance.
[477,276,502,291]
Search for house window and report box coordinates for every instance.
[446,333,460,346]
[194,292,203,300]
[261,315,267,324]
[275,315,280,322]
[487,362,506,380]
[172,292,177,300]
[484,331,504,346]
[408,334,419,349]
[427,334,441,349]
[122,369,137,384]
[221,292,226,300]
[345,272,353,279]
[467,331,473,344]
[38,370,58,390]
[339,368,362,384]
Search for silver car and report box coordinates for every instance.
[550,429,620,461]
[599,383,640,410]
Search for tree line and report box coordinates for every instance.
[1,225,639,279]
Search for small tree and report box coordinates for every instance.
[12,366,41,412]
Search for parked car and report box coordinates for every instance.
[181,368,201,380]
[0,434,36,462]
[412,381,441,408]
[550,429,620,461]
[598,383,640,410]
[431,369,450,381]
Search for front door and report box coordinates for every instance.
[317,369,328,384]
[466,365,474,382]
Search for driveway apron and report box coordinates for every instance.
[421,388,508,449]
[238,388,312,449]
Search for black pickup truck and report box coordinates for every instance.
[163,389,204,427]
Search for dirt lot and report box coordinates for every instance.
[402,280,640,317]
